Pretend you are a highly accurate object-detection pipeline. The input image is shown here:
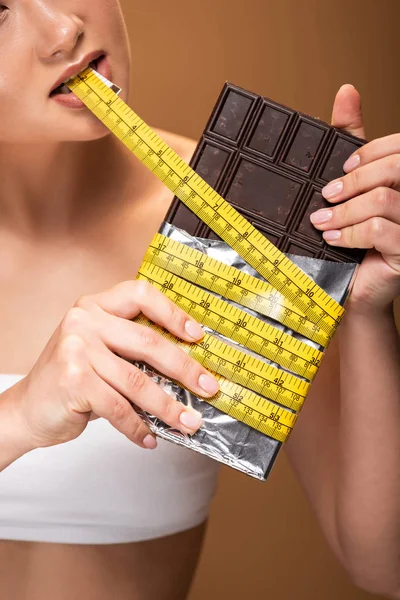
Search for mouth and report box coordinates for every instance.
[49,52,112,108]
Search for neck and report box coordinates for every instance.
[0,135,138,240]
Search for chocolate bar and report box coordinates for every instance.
[166,83,366,263]
[146,84,367,480]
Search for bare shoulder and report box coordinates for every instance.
[153,128,198,164]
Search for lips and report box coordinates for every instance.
[49,53,113,109]
[51,57,99,96]
[50,50,104,94]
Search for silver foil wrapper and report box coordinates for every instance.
[136,222,357,481]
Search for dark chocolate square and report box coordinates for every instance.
[224,157,305,227]
[245,100,294,159]
[318,132,363,183]
[285,240,319,257]
[193,139,233,189]
[281,118,330,176]
[208,87,257,144]
[294,186,329,245]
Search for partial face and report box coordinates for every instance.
[0,0,131,143]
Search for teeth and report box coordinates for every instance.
[53,57,122,97]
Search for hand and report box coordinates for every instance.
[310,84,400,314]
[12,280,219,451]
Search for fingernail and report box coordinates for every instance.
[322,180,343,199]
[198,373,220,395]
[143,434,158,450]
[310,209,333,225]
[185,320,204,340]
[323,230,342,242]
[180,410,203,431]
[343,154,360,172]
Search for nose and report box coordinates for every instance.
[33,3,84,61]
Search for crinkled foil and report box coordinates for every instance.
[136,222,357,481]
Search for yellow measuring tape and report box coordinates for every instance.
[138,261,322,381]
[146,233,330,348]
[135,315,307,411]
[68,70,344,331]
[135,316,297,442]
[67,69,340,443]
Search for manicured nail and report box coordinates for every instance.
[343,154,360,172]
[310,209,333,225]
[198,373,220,395]
[185,320,204,340]
[322,180,343,199]
[143,434,158,450]
[323,230,342,242]
[180,410,203,430]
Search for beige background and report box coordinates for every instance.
[121,1,400,598]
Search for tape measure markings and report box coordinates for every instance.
[147,233,330,347]
[138,263,320,381]
[134,314,308,410]
[114,112,338,335]
[68,71,344,334]
[208,383,293,443]
[138,261,322,381]
[179,191,341,333]
[135,316,296,442]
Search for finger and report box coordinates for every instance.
[331,84,366,139]
[80,280,205,343]
[343,133,400,173]
[322,217,400,256]
[320,154,400,204]
[95,312,219,398]
[310,188,400,231]
[67,363,157,449]
[90,346,205,435]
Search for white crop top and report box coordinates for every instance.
[0,375,219,545]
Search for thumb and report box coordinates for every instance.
[331,84,366,139]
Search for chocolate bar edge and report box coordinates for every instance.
[165,82,367,265]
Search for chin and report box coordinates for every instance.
[60,120,113,143]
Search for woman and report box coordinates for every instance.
[0,1,399,599]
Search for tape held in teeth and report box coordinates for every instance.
[59,68,122,96]
[89,68,122,95]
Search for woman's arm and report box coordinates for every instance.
[287,308,400,598]
[0,282,219,472]
[338,306,400,592]
[286,85,400,598]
